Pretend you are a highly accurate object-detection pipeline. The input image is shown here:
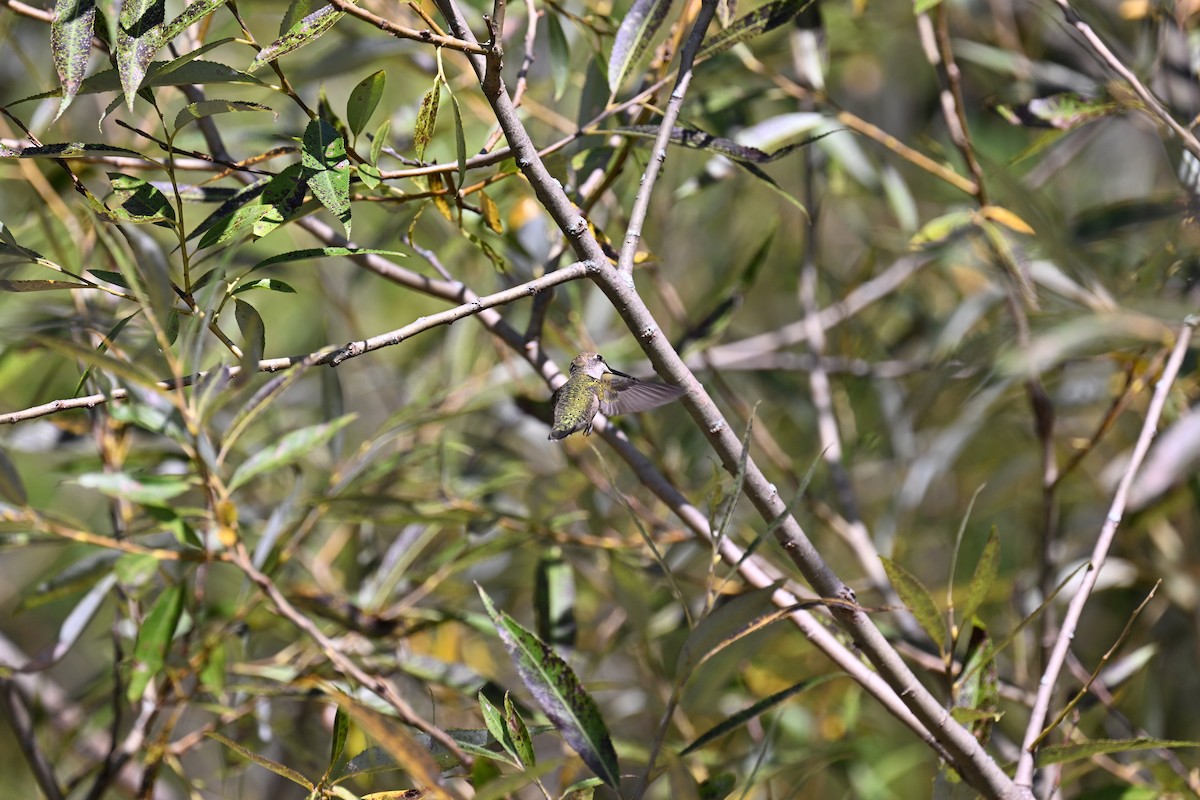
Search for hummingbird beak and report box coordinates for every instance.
[605,366,636,379]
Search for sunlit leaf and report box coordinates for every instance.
[546,11,570,101]
[959,527,999,628]
[155,0,227,53]
[247,246,406,275]
[302,118,351,236]
[206,732,315,788]
[698,0,816,59]
[107,172,176,225]
[173,99,274,134]
[347,69,386,138]
[1037,738,1200,766]
[414,78,440,162]
[248,3,344,73]
[51,0,98,120]
[682,675,839,755]
[75,472,191,504]
[608,0,674,93]
[126,582,185,702]
[7,59,264,106]
[881,556,947,653]
[115,0,165,111]
[228,414,357,491]
[478,586,620,789]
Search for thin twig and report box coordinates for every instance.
[1012,316,1197,788]
[616,0,718,279]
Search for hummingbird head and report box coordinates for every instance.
[569,351,609,380]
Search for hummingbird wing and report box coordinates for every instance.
[599,377,685,416]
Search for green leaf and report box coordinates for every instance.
[0,279,90,292]
[675,586,779,679]
[154,0,227,53]
[51,0,98,120]
[546,11,570,101]
[329,707,350,770]
[232,278,296,295]
[914,0,942,12]
[234,298,265,369]
[448,88,467,189]
[198,640,226,692]
[357,162,381,190]
[0,142,154,162]
[608,0,674,93]
[697,0,816,59]
[414,78,440,162]
[534,547,576,647]
[228,413,357,491]
[75,472,191,504]
[302,118,351,236]
[881,556,947,654]
[504,693,535,767]
[347,69,386,138]
[196,202,269,249]
[959,526,999,628]
[173,99,274,134]
[248,3,344,73]
[682,674,839,755]
[7,58,264,106]
[247,247,406,274]
[206,732,315,789]
[186,178,267,242]
[252,163,308,239]
[1037,738,1200,766]
[126,582,185,703]
[106,172,176,225]
[369,117,391,165]
[115,0,166,111]
[478,693,521,765]
[477,586,620,789]
[0,446,27,506]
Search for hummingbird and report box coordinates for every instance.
[548,351,686,440]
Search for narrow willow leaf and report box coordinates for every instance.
[51,0,98,120]
[414,78,440,162]
[228,413,357,491]
[13,573,117,672]
[234,298,265,368]
[613,123,836,165]
[504,694,535,767]
[198,640,226,692]
[155,0,226,52]
[329,707,350,770]
[330,695,461,798]
[38,334,161,390]
[995,92,1119,130]
[232,278,296,294]
[953,624,999,743]
[478,190,502,234]
[608,0,674,93]
[127,582,185,702]
[248,247,406,274]
[369,117,391,165]
[107,172,176,225]
[0,279,89,292]
[477,586,620,789]
[357,162,381,190]
[959,526,999,627]
[252,163,307,239]
[248,3,344,73]
[302,118,351,236]
[914,0,942,12]
[881,556,947,653]
[909,209,976,247]
[196,203,269,249]
[173,99,273,134]
[347,69,386,138]
[675,586,778,680]
[681,675,839,755]
[697,0,815,59]
[187,179,267,242]
[1037,738,1200,766]
[116,0,166,111]
[0,446,26,506]
[534,546,576,647]
[8,58,264,106]
[0,142,152,161]
[206,732,315,788]
[448,88,467,189]
[546,11,570,101]
[75,472,191,504]
[479,693,521,765]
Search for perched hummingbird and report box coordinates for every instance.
[548,351,686,440]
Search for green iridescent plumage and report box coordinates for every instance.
[548,351,685,440]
